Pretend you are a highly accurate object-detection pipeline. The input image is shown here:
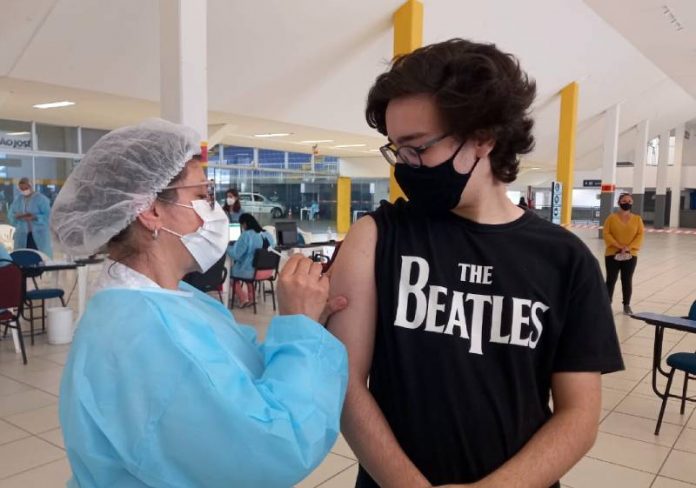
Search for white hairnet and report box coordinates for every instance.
[51,118,201,255]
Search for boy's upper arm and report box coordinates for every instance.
[327,216,379,382]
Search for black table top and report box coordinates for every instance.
[632,312,696,333]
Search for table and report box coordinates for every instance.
[631,312,696,403]
[20,258,104,322]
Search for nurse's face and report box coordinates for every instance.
[156,160,209,269]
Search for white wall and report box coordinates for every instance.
[339,157,390,179]
[683,130,696,167]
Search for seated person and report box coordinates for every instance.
[309,201,320,220]
[228,214,276,306]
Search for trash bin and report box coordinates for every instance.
[47,307,74,345]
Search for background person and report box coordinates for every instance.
[9,177,53,257]
[229,213,276,307]
[223,188,243,223]
[603,192,644,315]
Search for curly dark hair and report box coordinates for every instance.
[366,38,536,183]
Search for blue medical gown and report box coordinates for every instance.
[229,230,276,279]
[60,283,348,487]
[8,192,53,257]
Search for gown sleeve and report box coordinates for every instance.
[134,314,348,488]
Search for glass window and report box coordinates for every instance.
[81,128,109,152]
[206,166,338,232]
[259,149,285,169]
[36,123,79,153]
[223,146,254,165]
[34,156,76,203]
[647,137,659,166]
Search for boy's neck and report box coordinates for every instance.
[450,181,524,225]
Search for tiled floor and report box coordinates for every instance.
[1,228,696,487]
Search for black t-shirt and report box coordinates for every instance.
[356,200,624,488]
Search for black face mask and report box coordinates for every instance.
[394,146,480,213]
[619,203,632,211]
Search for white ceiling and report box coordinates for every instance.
[1,0,695,168]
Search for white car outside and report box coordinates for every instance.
[238,192,286,218]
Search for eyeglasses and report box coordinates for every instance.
[160,180,216,209]
[379,134,450,169]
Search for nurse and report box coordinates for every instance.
[9,177,53,257]
[51,119,349,488]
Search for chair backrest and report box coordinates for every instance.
[0,224,15,251]
[182,254,228,293]
[253,248,280,274]
[275,221,299,247]
[689,300,696,321]
[10,249,44,278]
[0,260,24,311]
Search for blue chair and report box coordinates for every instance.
[654,299,696,435]
[10,249,66,345]
[656,352,696,434]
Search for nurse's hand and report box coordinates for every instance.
[278,254,345,324]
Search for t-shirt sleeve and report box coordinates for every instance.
[553,248,624,374]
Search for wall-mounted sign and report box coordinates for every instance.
[551,180,563,225]
[583,179,601,188]
[0,132,32,150]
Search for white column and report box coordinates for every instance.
[669,125,685,227]
[632,120,649,216]
[599,105,620,236]
[602,105,621,186]
[654,130,671,228]
[657,131,671,193]
[159,0,208,140]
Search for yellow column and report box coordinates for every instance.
[337,177,351,235]
[389,0,423,203]
[555,82,579,226]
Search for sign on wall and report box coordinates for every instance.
[0,132,32,151]
[551,180,563,225]
[583,179,601,188]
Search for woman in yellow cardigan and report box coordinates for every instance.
[603,193,644,315]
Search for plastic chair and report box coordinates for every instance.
[230,248,280,314]
[10,249,66,344]
[653,299,696,435]
[655,352,696,434]
[0,259,28,364]
[0,224,15,251]
[182,255,228,302]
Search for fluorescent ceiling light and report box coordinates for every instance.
[300,139,334,144]
[369,149,381,152]
[253,132,292,138]
[5,131,30,136]
[334,144,366,148]
[33,100,75,109]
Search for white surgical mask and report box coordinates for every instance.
[161,200,229,272]
[226,197,237,206]
[20,189,31,197]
